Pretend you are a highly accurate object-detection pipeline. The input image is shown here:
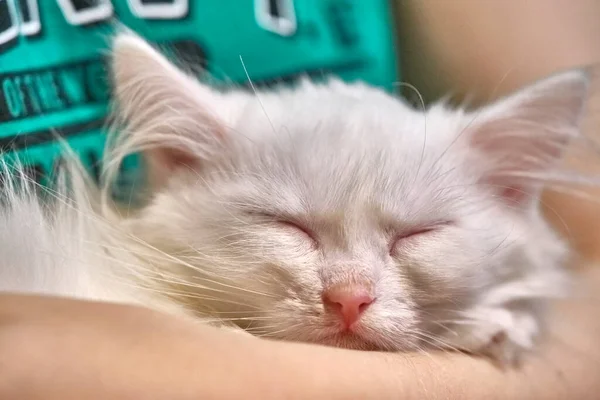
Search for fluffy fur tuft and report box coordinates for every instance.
[0,32,593,363]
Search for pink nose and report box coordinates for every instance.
[322,283,375,329]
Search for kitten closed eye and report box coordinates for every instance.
[250,211,318,246]
[275,220,316,241]
[389,223,450,255]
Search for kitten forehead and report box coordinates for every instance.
[213,83,472,221]
[227,81,468,173]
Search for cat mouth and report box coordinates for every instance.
[317,330,387,351]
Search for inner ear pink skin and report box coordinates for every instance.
[150,147,201,172]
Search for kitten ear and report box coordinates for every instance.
[110,33,238,185]
[468,69,589,208]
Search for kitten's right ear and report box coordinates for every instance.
[110,32,240,186]
[466,69,589,209]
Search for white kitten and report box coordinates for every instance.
[0,33,589,364]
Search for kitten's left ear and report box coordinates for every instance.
[110,32,244,186]
[468,69,589,208]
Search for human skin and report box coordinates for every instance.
[2,1,600,399]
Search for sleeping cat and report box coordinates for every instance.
[0,32,589,364]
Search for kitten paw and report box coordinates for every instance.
[443,307,539,366]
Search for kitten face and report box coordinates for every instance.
[111,33,586,356]
[141,95,511,350]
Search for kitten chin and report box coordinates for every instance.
[0,31,592,366]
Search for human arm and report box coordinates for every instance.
[1,264,599,400]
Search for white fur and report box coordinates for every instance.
[0,162,191,317]
[0,32,590,363]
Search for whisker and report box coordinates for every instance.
[239,55,277,135]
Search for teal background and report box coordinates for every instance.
[0,0,399,194]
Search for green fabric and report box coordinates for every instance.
[0,0,398,194]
